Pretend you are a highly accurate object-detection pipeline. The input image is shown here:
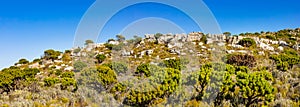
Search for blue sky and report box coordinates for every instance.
[0,0,300,69]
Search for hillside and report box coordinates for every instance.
[0,28,300,106]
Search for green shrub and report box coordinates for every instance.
[0,67,39,93]
[61,77,77,90]
[270,49,300,71]
[61,72,75,78]
[266,35,276,40]
[17,58,29,65]
[44,49,61,61]
[238,38,256,47]
[104,62,128,74]
[74,61,87,72]
[44,77,60,87]
[96,54,106,64]
[96,65,117,89]
[159,58,185,70]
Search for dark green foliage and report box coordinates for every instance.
[134,36,142,43]
[266,35,276,40]
[154,33,163,39]
[85,40,94,45]
[276,61,289,71]
[0,67,39,93]
[96,65,117,89]
[44,49,61,61]
[160,58,185,70]
[215,67,275,106]
[116,35,126,42]
[17,58,29,65]
[223,32,231,36]
[124,68,181,106]
[32,58,41,63]
[60,77,77,91]
[77,67,99,86]
[189,64,213,100]
[136,63,152,77]
[55,70,62,76]
[44,77,59,87]
[238,38,256,47]
[95,54,106,64]
[104,41,124,51]
[235,66,250,73]
[104,43,114,50]
[104,62,128,74]
[135,63,161,77]
[270,49,300,71]
[73,48,81,54]
[112,43,123,51]
[73,61,87,72]
[200,34,208,44]
[235,71,275,106]
[110,82,128,100]
[61,72,75,78]
[23,68,40,79]
[227,54,256,67]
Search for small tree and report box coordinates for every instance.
[96,65,117,89]
[44,49,61,61]
[85,40,94,45]
[104,62,128,74]
[238,38,256,47]
[154,33,163,39]
[74,61,87,72]
[61,72,75,78]
[73,48,81,54]
[95,54,106,64]
[223,32,231,36]
[61,77,77,91]
[200,34,208,44]
[104,43,114,50]
[235,71,275,106]
[160,59,184,70]
[116,35,126,42]
[190,64,213,100]
[44,77,60,87]
[136,63,152,77]
[17,58,29,65]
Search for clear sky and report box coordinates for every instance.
[0,0,300,69]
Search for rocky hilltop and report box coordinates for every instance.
[0,28,300,106]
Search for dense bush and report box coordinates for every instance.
[159,58,186,70]
[95,54,106,64]
[200,34,208,44]
[44,77,59,87]
[61,72,75,78]
[0,67,39,93]
[220,71,275,106]
[104,62,128,74]
[270,49,300,71]
[124,68,181,106]
[238,38,256,47]
[16,58,29,65]
[104,43,114,50]
[96,65,117,89]
[266,35,276,40]
[60,77,77,91]
[44,49,61,61]
[226,54,256,67]
[73,61,87,72]
[135,63,152,77]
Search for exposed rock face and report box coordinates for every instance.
[187,32,203,42]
